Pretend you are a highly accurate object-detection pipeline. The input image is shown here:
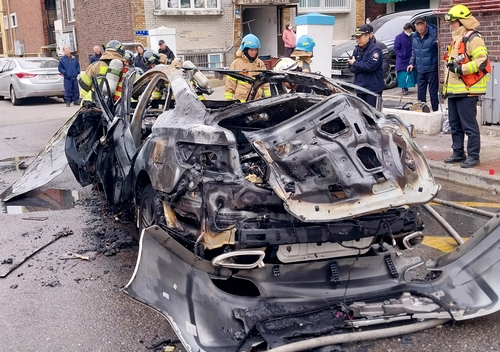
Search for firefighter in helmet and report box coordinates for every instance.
[78,40,128,103]
[224,34,271,102]
[442,4,490,168]
[291,35,315,73]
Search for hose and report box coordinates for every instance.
[432,198,497,218]
[423,204,464,245]
[269,319,450,352]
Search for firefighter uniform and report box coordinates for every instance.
[225,34,270,102]
[78,41,127,103]
[442,5,490,168]
[291,35,316,73]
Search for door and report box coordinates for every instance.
[0,60,14,95]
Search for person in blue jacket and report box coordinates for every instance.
[394,23,416,95]
[348,24,384,108]
[407,16,439,111]
[58,46,81,107]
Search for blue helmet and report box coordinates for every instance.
[240,34,261,50]
[295,35,315,53]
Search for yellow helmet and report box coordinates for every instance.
[444,4,471,22]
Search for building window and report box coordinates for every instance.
[159,0,219,10]
[298,0,350,13]
[3,15,8,30]
[10,13,17,28]
[66,0,75,22]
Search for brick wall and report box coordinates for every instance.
[73,0,134,69]
[364,0,386,24]
[438,0,500,82]
[132,0,148,47]
[1,0,49,56]
[355,0,365,27]
[144,0,234,52]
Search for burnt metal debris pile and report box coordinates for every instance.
[2,64,500,351]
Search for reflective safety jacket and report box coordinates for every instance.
[224,50,270,102]
[78,51,126,101]
[443,26,489,97]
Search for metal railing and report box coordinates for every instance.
[299,0,350,12]
[177,50,226,69]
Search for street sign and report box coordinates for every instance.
[135,30,149,36]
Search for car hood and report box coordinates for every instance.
[243,93,439,222]
[331,40,356,58]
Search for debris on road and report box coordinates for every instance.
[22,216,49,221]
[10,284,18,289]
[0,228,73,278]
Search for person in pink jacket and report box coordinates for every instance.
[282,22,296,57]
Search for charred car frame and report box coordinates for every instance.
[4,65,500,351]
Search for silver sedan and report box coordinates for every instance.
[0,58,65,105]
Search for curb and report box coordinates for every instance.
[429,160,500,192]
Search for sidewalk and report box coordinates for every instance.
[415,133,500,192]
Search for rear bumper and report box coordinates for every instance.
[13,79,64,99]
[124,215,500,351]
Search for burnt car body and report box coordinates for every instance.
[4,65,500,351]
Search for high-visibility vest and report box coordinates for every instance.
[113,67,129,102]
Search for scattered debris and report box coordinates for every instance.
[145,338,180,351]
[2,258,13,265]
[10,284,18,289]
[43,279,61,287]
[400,335,413,345]
[0,228,74,278]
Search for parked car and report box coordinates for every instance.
[0,57,64,105]
[331,9,437,89]
[4,66,500,352]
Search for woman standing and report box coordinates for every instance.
[394,23,416,95]
[282,22,296,58]
[134,44,148,72]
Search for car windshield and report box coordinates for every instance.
[19,59,59,69]
[371,16,412,41]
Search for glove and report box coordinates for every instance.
[447,61,462,75]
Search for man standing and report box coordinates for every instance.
[89,45,102,64]
[58,46,80,107]
[158,40,175,64]
[282,22,296,57]
[348,24,384,108]
[442,5,490,168]
[407,17,439,112]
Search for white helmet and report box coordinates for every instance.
[273,57,299,73]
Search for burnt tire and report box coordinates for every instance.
[384,66,398,90]
[138,184,163,237]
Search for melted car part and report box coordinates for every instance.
[126,215,500,351]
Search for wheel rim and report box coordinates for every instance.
[140,194,156,230]
[10,87,15,103]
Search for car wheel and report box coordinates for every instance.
[10,86,20,106]
[384,66,398,90]
[0,95,4,100]
[138,184,161,236]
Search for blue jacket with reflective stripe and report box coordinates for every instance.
[349,39,384,93]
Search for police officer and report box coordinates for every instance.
[443,5,490,168]
[224,34,271,102]
[348,24,384,108]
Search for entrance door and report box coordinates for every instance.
[241,6,279,59]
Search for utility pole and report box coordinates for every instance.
[0,0,8,57]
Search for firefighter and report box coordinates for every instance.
[290,35,315,73]
[224,34,271,102]
[442,4,490,168]
[143,50,161,69]
[124,50,135,67]
[78,40,127,103]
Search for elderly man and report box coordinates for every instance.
[89,45,102,64]
[58,46,80,107]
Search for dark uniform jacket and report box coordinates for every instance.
[58,55,80,79]
[349,39,384,93]
[158,47,175,62]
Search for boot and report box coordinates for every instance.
[461,157,480,168]
[444,152,466,163]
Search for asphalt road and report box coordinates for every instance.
[1,97,500,352]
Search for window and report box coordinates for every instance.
[66,0,75,22]
[10,13,17,28]
[298,0,350,13]
[159,0,219,10]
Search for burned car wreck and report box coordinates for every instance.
[4,65,500,351]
